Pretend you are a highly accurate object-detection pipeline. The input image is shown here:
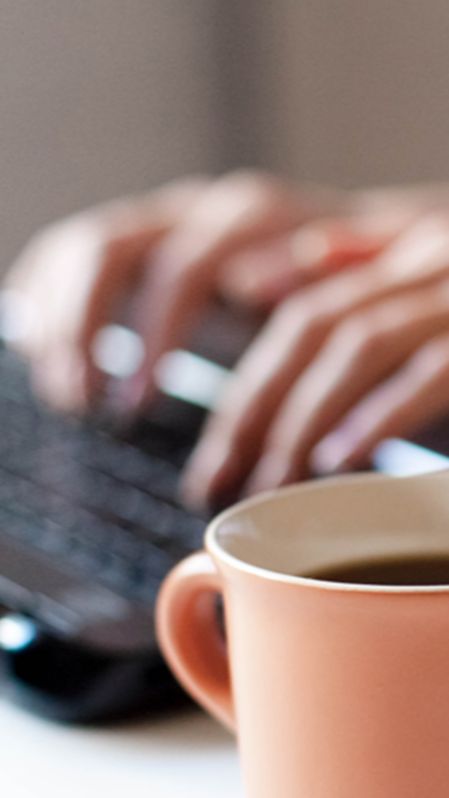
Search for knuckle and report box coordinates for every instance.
[11,221,73,277]
[411,336,449,374]
[223,168,274,192]
[27,213,98,260]
[21,223,61,259]
[273,292,333,347]
[274,292,306,322]
[272,295,309,337]
[331,314,388,362]
[218,169,289,208]
[275,290,317,326]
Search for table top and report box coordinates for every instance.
[0,700,243,797]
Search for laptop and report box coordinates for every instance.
[0,298,447,723]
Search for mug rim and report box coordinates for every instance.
[205,472,449,595]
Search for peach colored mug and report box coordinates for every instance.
[156,472,449,797]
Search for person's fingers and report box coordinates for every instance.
[75,219,187,403]
[6,215,109,365]
[375,213,449,286]
[31,345,88,413]
[6,178,209,410]
[311,332,449,473]
[181,215,449,509]
[181,260,387,509]
[246,283,449,493]
[121,171,315,412]
[180,283,344,509]
[57,178,212,404]
[219,218,395,308]
[180,263,392,508]
[219,189,446,309]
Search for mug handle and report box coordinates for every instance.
[156,551,235,731]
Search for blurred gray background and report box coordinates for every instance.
[1,0,449,266]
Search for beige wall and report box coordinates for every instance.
[0,0,224,266]
[1,1,449,268]
[246,0,449,186]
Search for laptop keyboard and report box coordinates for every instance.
[0,346,205,608]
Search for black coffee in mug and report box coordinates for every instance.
[306,554,449,586]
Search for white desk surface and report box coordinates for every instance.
[0,700,243,797]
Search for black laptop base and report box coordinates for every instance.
[0,344,207,722]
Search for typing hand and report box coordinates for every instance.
[4,172,347,411]
[7,171,449,511]
[182,213,449,508]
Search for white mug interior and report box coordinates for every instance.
[207,471,449,591]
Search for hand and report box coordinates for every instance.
[7,171,449,512]
[5,171,348,411]
[182,213,449,509]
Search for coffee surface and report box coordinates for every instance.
[305,554,449,586]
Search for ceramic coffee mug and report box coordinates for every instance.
[156,472,449,797]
